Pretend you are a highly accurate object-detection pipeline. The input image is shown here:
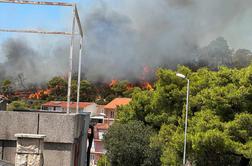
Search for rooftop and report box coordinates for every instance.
[104,98,131,110]
[42,101,94,109]
[95,123,109,130]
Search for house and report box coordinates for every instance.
[41,101,98,114]
[103,98,132,125]
[90,123,109,166]
[41,99,132,166]
[90,98,131,166]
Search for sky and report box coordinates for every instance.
[0,0,119,35]
[1,0,252,49]
[0,0,83,38]
[0,0,118,62]
[0,0,85,62]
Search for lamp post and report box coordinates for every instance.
[176,73,190,165]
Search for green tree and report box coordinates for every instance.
[66,79,97,102]
[79,80,97,102]
[97,155,111,166]
[117,65,252,165]
[7,100,28,111]
[111,80,133,97]
[47,76,67,101]
[198,37,233,67]
[232,49,252,68]
[104,121,161,166]
[118,87,152,124]
[1,79,13,97]
[154,110,251,166]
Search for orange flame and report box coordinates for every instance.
[142,82,154,91]
[109,79,118,87]
[126,83,134,90]
[29,89,51,100]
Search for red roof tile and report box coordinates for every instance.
[42,101,93,109]
[104,98,131,110]
[95,123,109,130]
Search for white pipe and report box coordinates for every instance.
[76,37,83,113]
[67,6,76,114]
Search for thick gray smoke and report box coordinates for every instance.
[82,0,252,81]
[1,0,252,83]
[0,38,69,86]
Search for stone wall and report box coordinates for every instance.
[15,134,45,166]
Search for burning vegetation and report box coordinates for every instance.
[0,65,156,107]
[28,89,51,100]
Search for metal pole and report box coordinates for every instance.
[0,29,72,35]
[183,79,190,165]
[76,36,83,113]
[66,6,76,114]
[0,0,74,6]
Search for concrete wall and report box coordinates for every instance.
[44,143,73,166]
[0,112,38,140]
[0,111,90,166]
[0,101,7,111]
[0,141,2,160]
[2,141,16,163]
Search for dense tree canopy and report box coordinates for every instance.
[97,155,111,166]
[47,76,68,101]
[110,65,252,166]
[7,100,28,111]
[0,79,13,97]
[104,121,161,166]
[47,77,97,102]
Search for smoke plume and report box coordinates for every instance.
[82,0,252,81]
[1,0,252,84]
[0,38,69,86]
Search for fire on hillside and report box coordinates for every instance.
[28,89,51,100]
[6,65,155,101]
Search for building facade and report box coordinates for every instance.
[41,101,97,114]
[90,98,131,166]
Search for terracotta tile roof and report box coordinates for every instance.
[104,98,131,110]
[95,123,109,130]
[42,101,94,109]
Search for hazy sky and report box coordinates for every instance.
[1,1,252,50]
[1,0,252,82]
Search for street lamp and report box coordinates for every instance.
[176,73,190,165]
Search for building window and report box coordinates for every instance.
[55,107,62,111]
[110,111,114,118]
[98,132,105,140]
[48,107,54,111]
[90,154,95,160]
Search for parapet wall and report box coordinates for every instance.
[0,111,90,166]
